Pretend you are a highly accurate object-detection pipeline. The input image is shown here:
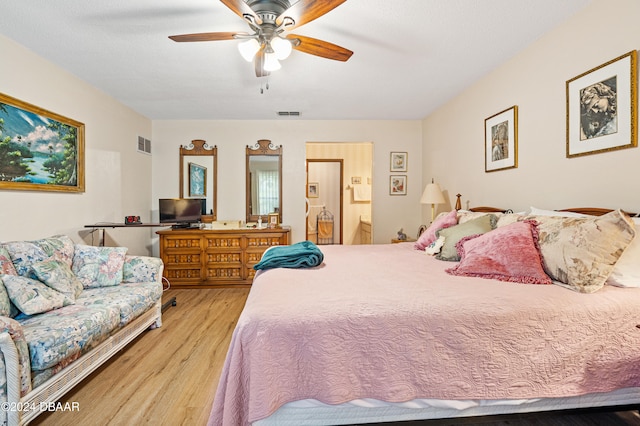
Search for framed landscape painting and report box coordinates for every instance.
[0,93,85,192]
[485,106,518,172]
[566,50,637,158]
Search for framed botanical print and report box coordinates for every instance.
[485,106,518,172]
[566,50,637,158]
[307,182,319,198]
[188,162,207,197]
[389,175,406,195]
[390,152,407,172]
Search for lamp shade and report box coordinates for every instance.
[270,36,292,60]
[420,182,445,205]
[238,38,260,62]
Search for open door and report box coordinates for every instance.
[306,159,343,244]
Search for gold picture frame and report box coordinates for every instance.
[485,105,518,172]
[566,50,637,158]
[0,92,85,192]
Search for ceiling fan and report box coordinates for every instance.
[169,0,353,77]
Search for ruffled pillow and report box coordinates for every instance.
[606,217,640,288]
[0,247,17,276]
[414,209,458,250]
[446,221,551,284]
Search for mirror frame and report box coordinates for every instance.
[246,139,283,224]
[180,139,217,221]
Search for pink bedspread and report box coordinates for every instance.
[209,243,640,425]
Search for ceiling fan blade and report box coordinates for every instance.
[220,0,263,25]
[287,34,353,62]
[276,0,346,30]
[254,50,270,77]
[169,31,245,42]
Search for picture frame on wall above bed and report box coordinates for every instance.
[0,92,85,192]
[566,50,638,158]
[485,105,518,172]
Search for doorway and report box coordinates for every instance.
[306,159,343,244]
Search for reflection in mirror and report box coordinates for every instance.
[180,139,217,221]
[246,140,282,224]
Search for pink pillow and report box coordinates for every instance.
[414,209,458,250]
[446,221,551,284]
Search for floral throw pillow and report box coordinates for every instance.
[30,259,84,303]
[3,235,75,277]
[0,247,17,276]
[414,209,458,250]
[0,277,14,316]
[531,210,635,293]
[1,275,67,315]
[72,245,128,288]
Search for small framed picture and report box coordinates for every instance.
[307,182,319,198]
[268,212,279,228]
[566,50,637,158]
[485,106,518,172]
[390,152,407,172]
[389,175,407,195]
[188,162,207,197]
[351,176,361,184]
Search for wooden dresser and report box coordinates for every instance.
[157,227,290,288]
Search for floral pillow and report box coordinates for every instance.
[72,245,128,288]
[30,259,84,303]
[1,275,66,315]
[0,277,14,316]
[414,209,458,250]
[3,235,75,276]
[0,247,17,276]
[531,210,635,293]
[446,221,551,284]
[435,214,497,261]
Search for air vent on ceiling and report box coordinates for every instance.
[137,136,151,154]
[277,111,301,117]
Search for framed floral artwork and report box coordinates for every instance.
[390,152,407,172]
[485,106,518,172]
[389,175,406,195]
[566,50,637,158]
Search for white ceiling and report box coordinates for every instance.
[0,0,592,120]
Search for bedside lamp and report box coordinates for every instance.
[420,179,445,222]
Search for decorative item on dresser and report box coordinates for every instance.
[157,227,290,288]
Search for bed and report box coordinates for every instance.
[209,207,640,426]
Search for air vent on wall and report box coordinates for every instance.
[277,111,301,117]
[137,136,151,154]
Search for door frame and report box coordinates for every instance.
[305,159,344,244]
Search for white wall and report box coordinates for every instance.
[422,0,640,220]
[0,35,154,255]
[151,120,422,249]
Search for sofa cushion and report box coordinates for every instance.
[122,255,164,283]
[77,281,162,326]
[30,259,84,303]
[0,277,13,317]
[3,235,74,277]
[1,275,67,315]
[0,247,17,276]
[72,245,127,288]
[18,304,119,371]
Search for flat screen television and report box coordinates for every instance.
[159,198,203,228]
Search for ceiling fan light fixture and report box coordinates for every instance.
[264,51,281,71]
[270,36,292,60]
[238,38,260,62]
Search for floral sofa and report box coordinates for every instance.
[0,235,164,425]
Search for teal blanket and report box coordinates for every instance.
[253,241,324,271]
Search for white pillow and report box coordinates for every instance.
[528,206,588,218]
[607,217,640,287]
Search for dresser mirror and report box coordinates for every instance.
[180,139,217,221]
[246,139,282,224]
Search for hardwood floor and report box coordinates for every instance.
[32,288,250,426]
[31,288,640,426]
